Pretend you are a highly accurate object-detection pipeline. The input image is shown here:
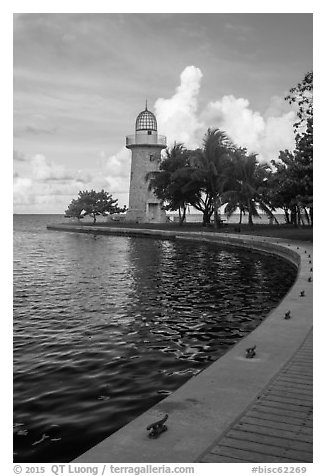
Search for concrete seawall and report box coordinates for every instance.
[47,224,313,463]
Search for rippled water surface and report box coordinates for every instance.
[13,215,296,462]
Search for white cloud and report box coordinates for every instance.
[201,96,265,153]
[13,151,130,212]
[97,147,131,198]
[13,66,297,212]
[259,112,296,161]
[155,65,204,148]
[100,147,130,179]
[264,95,290,118]
[13,176,33,205]
[154,67,296,163]
[31,154,75,181]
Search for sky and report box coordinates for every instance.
[13,12,313,214]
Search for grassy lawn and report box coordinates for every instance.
[62,220,313,242]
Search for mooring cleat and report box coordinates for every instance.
[308,277,312,282]
[147,414,168,438]
[246,345,256,359]
[300,290,305,297]
[284,311,291,319]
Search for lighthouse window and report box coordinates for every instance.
[148,130,152,135]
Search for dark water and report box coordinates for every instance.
[13,215,296,463]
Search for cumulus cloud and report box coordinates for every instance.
[13,170,78,207]
[264,95,291,118]
[100,148,130,179]
[201,96,265,152]
[31,154,76,181]
[97,147,131,195]
[13,65,297,212]
[30,153,113,190]
[259,112,296,161]
[13,150,129,211]
[200,95,296,162]
[13,176,33,204]
[155,66,204,148]
[154,65,296,163]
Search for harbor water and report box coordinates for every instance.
[13,215,296,462]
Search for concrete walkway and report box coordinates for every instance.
[198,330,313,463]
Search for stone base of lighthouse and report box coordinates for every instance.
[125,201,167,224]
[125,143,168,224]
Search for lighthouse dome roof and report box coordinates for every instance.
[135,106,157,131]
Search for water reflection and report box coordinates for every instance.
[13,222,296,463]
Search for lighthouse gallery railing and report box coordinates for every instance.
[126,135,167,147]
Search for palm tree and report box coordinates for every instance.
[223,193,247,225]
[223,149,276,226]
[146,143,198,225]
[189,128,234,228]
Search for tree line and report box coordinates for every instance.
[147,71,313,228]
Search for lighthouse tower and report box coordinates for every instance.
[125,104,167,223]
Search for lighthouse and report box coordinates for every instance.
[125,103,167,223]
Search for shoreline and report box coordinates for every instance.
[46,219,313,242]
[47,224,313,463]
